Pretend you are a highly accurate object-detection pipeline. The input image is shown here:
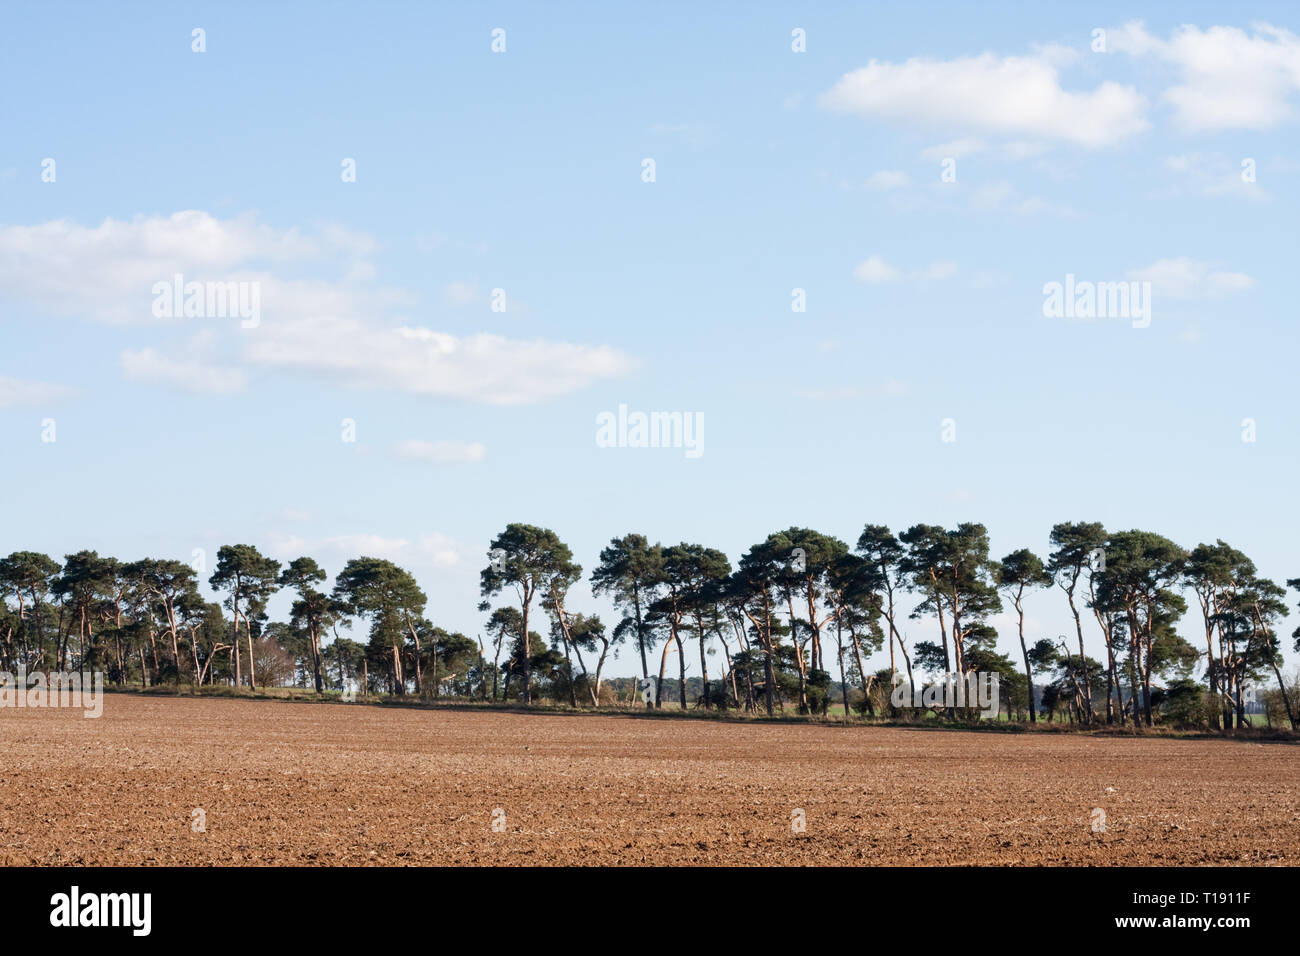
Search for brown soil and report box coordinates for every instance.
[2,695,1296,865]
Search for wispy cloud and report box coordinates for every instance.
[1164,153,1270,200]
[245,320,634,405]
[1128,257,1256,298]
[969,181,1074,217]
[444,280,481,306]
[120,331,247,394]
[0,376,77,407]
[911,261,958,281]
[0,211,379,325]
[393,439,487,464]
[854,256,957,283]
[853,256,900,283]
[865,169,910,190]
[920,139,987,162]
[264,530,466,569]
[3,211,635,404]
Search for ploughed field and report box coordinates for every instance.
[2,694,1296,865]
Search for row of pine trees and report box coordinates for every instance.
[1,521,1295,731]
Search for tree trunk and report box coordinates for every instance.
[407,623,422,696]
[930,577,951,673]
[592,641,609,707]
[885,587,899,705]
[1125,634,1143,732]
[694,613,711,709]
[1200,595,1221,731]
[633,591,648,681]
[231,590,243,688]
[492,641,502,700]
[390,641,404,694]
[1270,661,1296,730]
[675,633,687,710]
[837,631,850,720]
[562,633,577,705]
[656,637,672,710]
[1105,642,1118,725]
[1015,594,1036,723]
[763,647,774,716]
[311,627,324,694]
[848,625,869,719]
[1064,579,1093,723]
[785,591,808,713]
[717,622,739,706]
[1140,630,1154,726]
[244,616,257,691]
[520,592,532,705]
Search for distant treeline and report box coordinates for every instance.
[1,521,1296,733]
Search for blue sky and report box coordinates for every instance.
[2,2,1297,679]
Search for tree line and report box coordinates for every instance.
[1,521,1296,732]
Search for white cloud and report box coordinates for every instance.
[866,169,910,190]
[1164,154,1269,200]
[1127,258,1256,298]
[970,182,1015,209]
[244,317,634,405]
[1109,21,1300,132]
[968,181,1074,217]
[3,211,634,405]
[1030,41,1085,69]
[855,257,959,283]
[920,138,987,161]
[921,138,1046,164]
[1009,195,1075,217]
[910,261,958,281]
[393,439,487,464]
[999,140,1050,161]
[0,211,378,324]
[265,531,465,569]
[821,50,1147,147]
[853,255,901,282]
[444,280,480,306]
[120,332,247,394]
[0,376,76,407]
